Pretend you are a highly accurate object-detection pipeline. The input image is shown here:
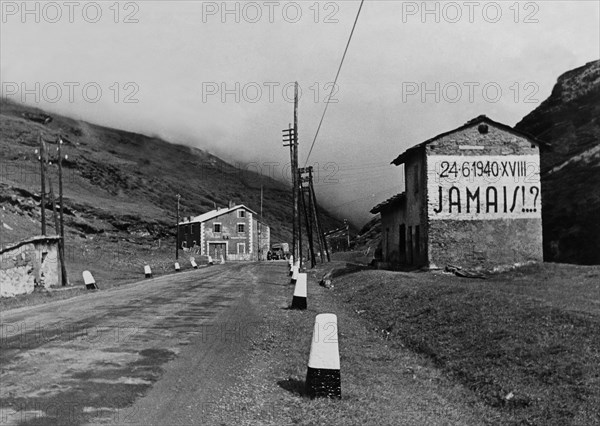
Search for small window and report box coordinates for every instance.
[237,223,245,233]
[237,243,246,254]
[213,223,221,233]
[238,210,246,218]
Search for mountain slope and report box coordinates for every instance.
[515,59,600,265]
[0,98,345,284]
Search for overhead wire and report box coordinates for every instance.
[304,0,366,166]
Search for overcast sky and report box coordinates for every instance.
[1,1,599,225]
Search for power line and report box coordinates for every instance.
[304,0,366,166]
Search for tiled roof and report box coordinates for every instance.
[370,193,406,214]
[179,205,258,225]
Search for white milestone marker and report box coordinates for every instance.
[82,270,97,289]
[306,313,341,399]
[291,273,307,310]
[290,265,299,284]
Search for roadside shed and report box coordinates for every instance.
[0,235,62,297]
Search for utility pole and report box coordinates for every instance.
[299,169,315,268]
[37,133,47,235]
[47,177,67,286]
[55,136,68,286]
[309,167,330,262]
[282,81,301,267]
[57,137,65,246]
[293,82,300,267]
[298,166,330,266]
[307,167,326,263]
[176,194,181,260]
[57,136,68,285]
[259,185,263,261]
[282,124,295,259]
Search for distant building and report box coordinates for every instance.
[325,225,350,252]
[371,115,545,270]
[177,204,270,261]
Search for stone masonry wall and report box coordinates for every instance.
[0,237,60,297]
[425,123,543,270]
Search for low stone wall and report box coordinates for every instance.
[0,236,61,297]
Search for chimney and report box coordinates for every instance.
[229,200,234,208]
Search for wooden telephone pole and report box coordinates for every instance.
[258,185,263,261]
[282,82,301,266]
[47,177,68,286]
[176,194,181,260]
[309,167,330,262]
[298,166,330,267]
[56,136,68,286]
[299,169,315,268]
[38,133,47,235]
[36,135,69,286]
[282,124,296,260]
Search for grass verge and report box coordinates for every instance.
[334,263,600,425]
[201,262,503,425]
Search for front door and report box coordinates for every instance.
[209,243,227,260]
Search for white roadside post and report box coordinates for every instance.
[290,263,299,285]
[144,265,152,278]
[175,262,181,272]
[82,270,98,290]
[306,313,341,399]
[290,273,307,310]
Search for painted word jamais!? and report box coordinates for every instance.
[432,185,541,215]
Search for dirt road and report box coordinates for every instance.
[1,263,269,425]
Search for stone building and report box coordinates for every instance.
[371,115,545,270]
[177,204,270,261]
[0,235,62,297]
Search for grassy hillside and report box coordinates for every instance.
[0,98,345,288]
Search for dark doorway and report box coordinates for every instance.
[399,224,406,264]
[209,243,227,260]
